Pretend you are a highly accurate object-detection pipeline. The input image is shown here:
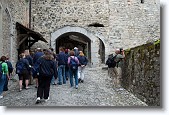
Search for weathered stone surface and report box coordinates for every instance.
[0,0,160,67]
[121,42,160,106]
[31,0,160,66]
[0,0,28,65]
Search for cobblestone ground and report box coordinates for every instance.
[0,67,147,107]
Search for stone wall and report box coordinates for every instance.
[121,40,160,106]
[0,0,28,64]
[31,0,160,66]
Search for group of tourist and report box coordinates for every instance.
[0,46,88,104]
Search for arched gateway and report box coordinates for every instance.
[51,26,108,67]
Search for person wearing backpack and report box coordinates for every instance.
[106,53,118,77]
[68,50,79,89]
[6,57,13,79]
[111,49,125,88]
[65,49,70,81]
[77,51,88,83]
[16,53,30,91]
[35,49,57,104]
[0,56,9,99]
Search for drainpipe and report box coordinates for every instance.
[29,0,31,28]
[28,0,31,49]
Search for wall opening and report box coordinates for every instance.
[99,38,105,63]
[88,23,104,27]
[51,26,107,67]
[141,0,144,4]
[55,32,91,63]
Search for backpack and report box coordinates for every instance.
[106,55,117,68]
[16,60,24,74]
[0,63,3,78]
[69,56,78,71]
[6,61,13,73]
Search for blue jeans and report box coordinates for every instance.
[0,74,6,95]
[50,76,55,84]
[58,65,66,84]
[3,75,8,91]
[69,69,78,87]
[65,66,70,79]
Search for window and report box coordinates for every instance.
[141,0,144,4]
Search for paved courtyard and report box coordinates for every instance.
[0,67,147,107]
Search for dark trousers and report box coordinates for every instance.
[37,76,52,99]
[3,76,8,91]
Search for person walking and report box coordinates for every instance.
[0,56,9,99]
[65,49,70,81]
[56,47,67,85]
[6,57,13,79]
[16,53,30,91]
[35,49,57,104]
[3,57,12,91]
[49,48,57,85]
[33,48,44,88]
[77,51,88,83]
[68,50,79,89]
[24,49,33,85]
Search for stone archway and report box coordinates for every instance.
[0,6,13,61]
[51,26,108,67]
[5,8,13,61]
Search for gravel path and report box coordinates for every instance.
[0,67,147,107]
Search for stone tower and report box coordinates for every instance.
[31,0,160,67]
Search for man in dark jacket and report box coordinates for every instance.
[35,49,57,104]
[56,47,67,85]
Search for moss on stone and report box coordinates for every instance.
[154,39,160,46]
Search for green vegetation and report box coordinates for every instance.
[153,39,160,46]
[25,0,29,3]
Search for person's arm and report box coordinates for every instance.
[67,57,70,65]
[30,56,33,66]
[25,59,30,71]
[85,56,88,66]
[75,57,79,65]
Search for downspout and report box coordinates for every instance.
[29,0,31,28]
[28,0,31,49]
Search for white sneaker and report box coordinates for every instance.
[0,95,3,99]
[45,97,49,102]
[35,97,41,104]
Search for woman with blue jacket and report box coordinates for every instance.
[35,49,57,104]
